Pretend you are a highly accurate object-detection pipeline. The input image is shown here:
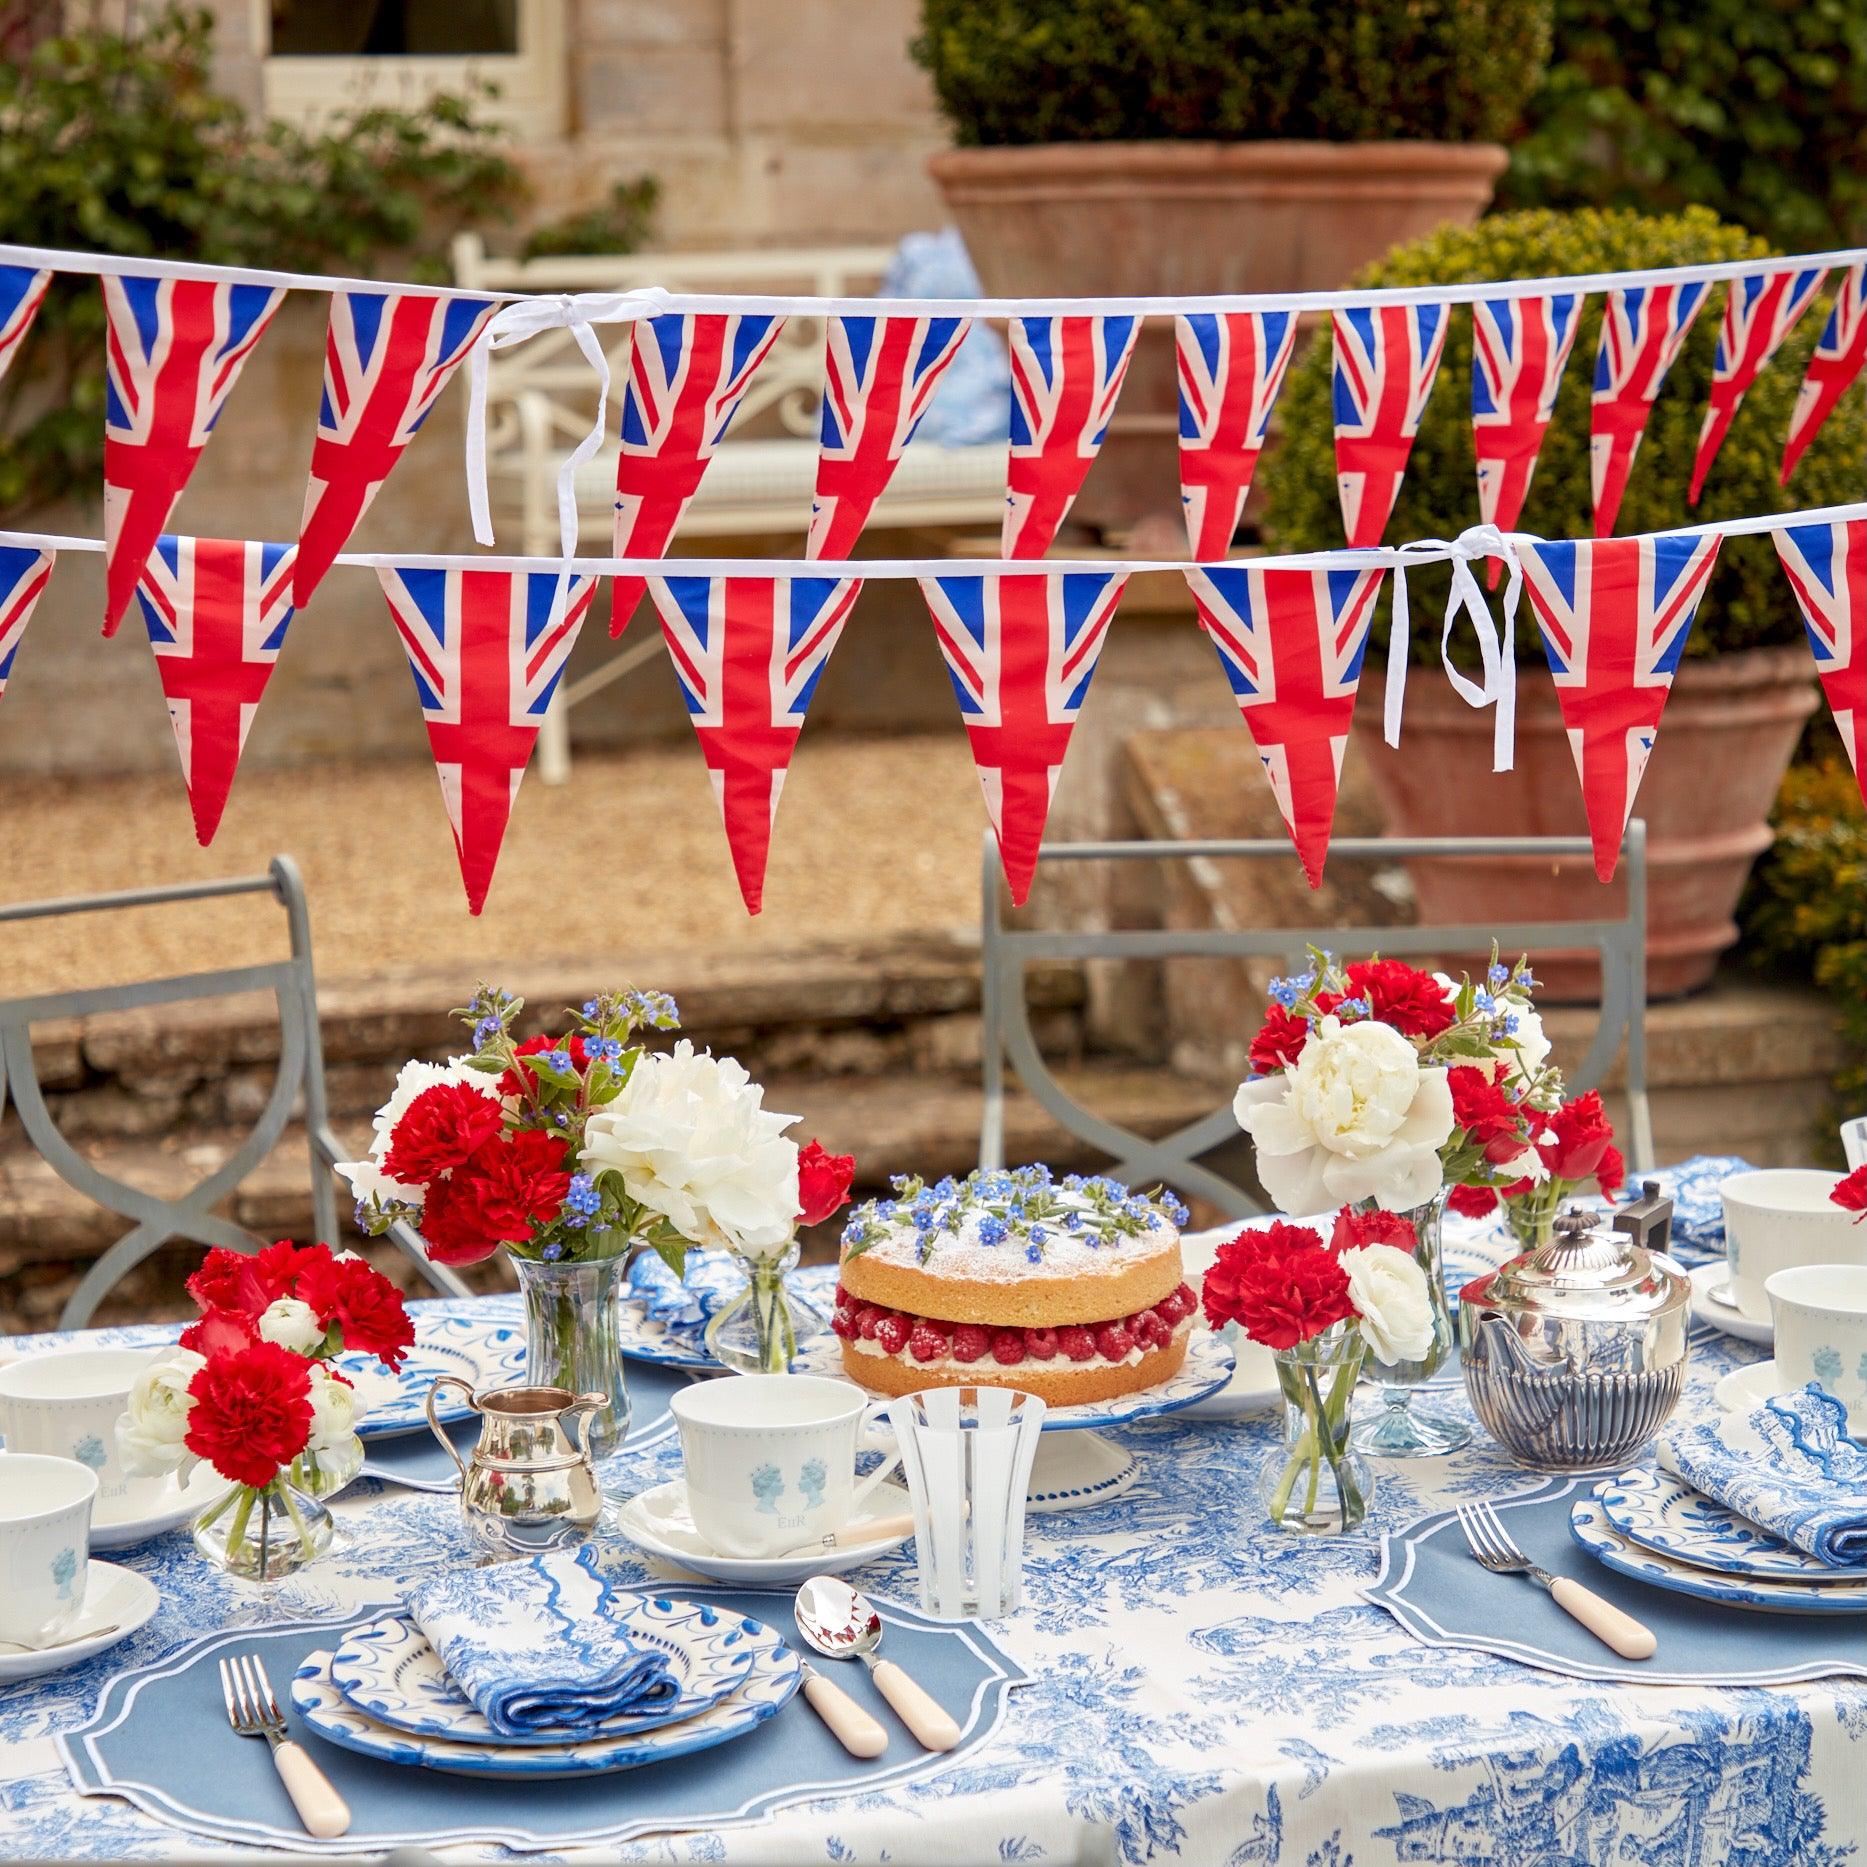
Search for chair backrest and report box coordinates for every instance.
[981,825,1653,1219]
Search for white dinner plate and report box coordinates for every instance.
[345,1317,527,1439]
[1687,1262,1773,1346]
[90,1461,230,1551]
[1595,1466,1865,1582]
[0,1562,159,1682]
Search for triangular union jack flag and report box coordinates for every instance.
[1002,314,1140,558]
[1471,291,1582,551]
[378,565,596,914]
[1184,563,1384,888]
[807,314,970,560]
[131,536,296,846]
[1782,263,1867,486]
[101,276,285,637]
[1175,310,1299,560]
[0,542,55,703]
[1773,518,1867,801]
[919,570,1126,906]
[1332,304,1448,548]
[611,311,787,637]
[295,289,499,606]
[1689,267,1827,504]
[1519,532,1722,882]
[0,265,51,388]
[1589,281,1711,536]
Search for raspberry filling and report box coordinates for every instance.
[830,1281,1199,1367]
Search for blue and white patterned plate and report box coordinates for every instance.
[328,1600,757,1746]
[1570,1493,1867,1615]
[1596,1467,1867,1582]
[292,1602,800,1779]
[343,1318,527,1439]
[616,1302,719,1371]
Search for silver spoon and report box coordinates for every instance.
[794,1576,960,1752]
[0,1621,121,1656]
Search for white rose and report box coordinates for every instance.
[1235,1017,1454,1214]
[582,1040,800,1259]
[116,1349,205,1476]
[305,1364,360,1451]
[1340,1243,1436,1364]
[257,1297,325,1355]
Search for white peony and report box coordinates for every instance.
[116,1349,205,1476]
[581,1041,800,1259]
[1235,1016,1454,1214]
[1339,1243,1436,1364]
[305,1364,360,1450]
[370,1057,500,1150]
[257,1297,324,1355]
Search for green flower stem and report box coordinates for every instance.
[752,1264,793,1374]
[1268,1337,1367,1528]
[219,1485,258,1565]
[274,1478,319,1558]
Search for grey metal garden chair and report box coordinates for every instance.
[981,823,1653,1220]
[0,856,468,1328]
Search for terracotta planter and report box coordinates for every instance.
[1354,646,1820,1000]
[927,140,1507,536]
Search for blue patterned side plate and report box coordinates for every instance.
[1597,1468,1867,1583]
[329,1601,756,1745]
[292,1608,800,1779]
[343,1318,526,1439]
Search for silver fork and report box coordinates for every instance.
[220,1652,351,1838]
[1456,1500,1656,1660]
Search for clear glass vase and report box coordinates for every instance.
[1259,1327,1373,1534]
[511,1251,631,1461]
[1349,1189,1473,1458]
[192,1475,334,1581]
[290,1432,364,1501]
[703,1242,828,1374]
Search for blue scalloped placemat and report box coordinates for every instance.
[58,1586,1026,1855]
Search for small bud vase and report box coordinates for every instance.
[192,1475,334,1581]
[511,1250,631,1460]
[1260,1327,1372,1534]
[290,1432,364,1501]
[704,1242,828,1374]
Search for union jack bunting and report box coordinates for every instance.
[0,265,51,388]
[807,314,970,560]
[0,542,54,703]
[611,312,787,636]
[1782,263,1867,486]
[1588,281,1711,537]
[918,570,1127,906]
[646,574,862,915]
[1002,315,1140,558]
[101,275,284,637]
[131,536,296,847]
[1773,518,1867,801]
[1471,292,1582,545]
[1332,304,1448,549]
[1184,563,1385,887]
[378,564,596,914]
[1689,267,1827,504]
[1518,532,1723,882]
[295,290,499,605]
[1176,310,1299,560]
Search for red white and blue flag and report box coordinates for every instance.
[378,564,596,914]
[1588,282,1710,536]
[0,542,55,704]
[295,289,498,606]
[1184,563,1385,887]
[131,536,296,846]
[1175,310,1299,560]
[1002,315,1140,558]
[1689,267,1827,503]
[1773,518,1867,801]
[646,573,861,915]
[612,311,787,635]
[807,314,971,560]
[1471,291,1581,544]
[918,570,1126,905]
[101,275,285,637]
[0,265,51,388]
[1782,263,1867,487]
[1332,304,1448,548]
[1519,531,1722,881]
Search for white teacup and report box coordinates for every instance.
[1766,1263,1867,1434]
[1720,1170,1867,1324]
[671,1374,902,1559]
[0,1453,97,1645]
[0,1347,169,1516]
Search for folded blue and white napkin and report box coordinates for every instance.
[626,1247,838,1346]
[1658,1385,1867,1568]
[406,1545,679,1737]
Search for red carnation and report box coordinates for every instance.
[382,1082,506,1186]
[1201,1222,1355,1351]
[1831,1165,1867,1221]
[497,1034,591,1099]
[1345,958,1455,1042]
[1448,1066,1532,1164]
[450,1130,573,1244]
[186,1239,311,1317]
[295,1253,414,1370]
[184,1341,314,1488]
[1595,1144,1626,1200]
[1538,1091,1615,1186]
[797,1139,856,1227]
[179,1306,261,1358]
[1249,1005,1312,1076]
[1330,1206,1418,1255]
[1447,1183,1500,1220]
[416,1176,504,1267]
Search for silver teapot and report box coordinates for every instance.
[425,1378,606,1559]
[1458,1188,1690,1470]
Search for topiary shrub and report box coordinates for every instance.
[1258,207,1867,663]
[912,0,1553,147]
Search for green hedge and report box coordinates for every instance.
[912,0,1553,146]
[1258,208,1866,662]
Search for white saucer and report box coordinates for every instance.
[614,1478,914,1586]
[90,1463,230,1551]
[1716,1360,1786,1413]
[1688,1262,1773,1346]
[0,1561,159,1682]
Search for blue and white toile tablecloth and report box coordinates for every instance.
[3,1158,1864,1865]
